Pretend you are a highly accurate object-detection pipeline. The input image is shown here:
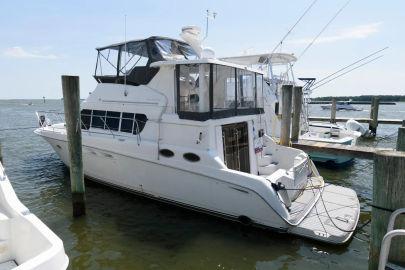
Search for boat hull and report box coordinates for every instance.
[35,128,360,244]
[40,134,289,231]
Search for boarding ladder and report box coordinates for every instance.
[378,208,405,270]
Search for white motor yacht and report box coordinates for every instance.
[35,27,359,244]
[0,162,68,270]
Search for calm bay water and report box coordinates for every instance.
[0,99,403,270]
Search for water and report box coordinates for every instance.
[0,99,403,270]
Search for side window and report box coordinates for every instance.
[133,114,148,134]
[91,110,106,129]
[95,47,120,76]
[106,111,120,131]
[236,69,256,109]
[119,41,149,75]
[120,113,134,133]
[81,109,92,130]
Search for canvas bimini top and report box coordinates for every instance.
[94,36,199,86]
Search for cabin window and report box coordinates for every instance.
[256,74,264,108]
[95,47,120,77]
[106,111,120,131]
[178,64,210,114]
[119,41,149,75]
[159,149,174,157]
[183,152,200,162]
[133,114,148,135]
[91,110,106,129]
[155,39,198,60]
[81,109,92,130]
[212,65,236,112]
[236,69,256,109]
[120,113,134,133]
[176,64,264,121]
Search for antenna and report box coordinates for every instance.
[124,14,127,92]
[203,9,217,41]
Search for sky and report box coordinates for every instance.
[0,0,404,99]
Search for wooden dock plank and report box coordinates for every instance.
[308,117,403,125]
[292,140,393,160]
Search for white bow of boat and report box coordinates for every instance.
[0,162,68,270]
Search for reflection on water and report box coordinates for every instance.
[0,99,403,269]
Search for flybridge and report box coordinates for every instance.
[94,36,199,86]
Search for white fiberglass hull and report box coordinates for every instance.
[36,129,360,244]
[0,163,68,270]
[40,134,288,230]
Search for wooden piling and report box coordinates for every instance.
[369,150,405,269]
[369,97,380,135]
[62,75,86,217]
[280,85,293,146]
[330,98,337,124]
[396,120,405,151]
[291,86,303,142]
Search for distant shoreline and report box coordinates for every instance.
[311,95,405,102]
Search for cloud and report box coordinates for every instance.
[290,22,383,45]
[2,46,60,59]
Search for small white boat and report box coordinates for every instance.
[0,162,68,270]
[321,101,361,111]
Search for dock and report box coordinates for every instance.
[280,86,405,269]
[291,140,393,160]
[308,117,403,125]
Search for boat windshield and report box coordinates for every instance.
[154,39,198,60]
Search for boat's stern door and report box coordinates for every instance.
[221,122,250,173]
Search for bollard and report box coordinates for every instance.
[62,75,86,217]
[291,86,303,142]
[369,150,405,269]
[396,120,405,151]
[369,97,380,135]
[0,142,2,163]
[330,98,337,124]
[280,85,293,146]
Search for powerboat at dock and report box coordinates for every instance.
[35,28,360,244]
[321,101,362,111]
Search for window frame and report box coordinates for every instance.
[176,64,264,121]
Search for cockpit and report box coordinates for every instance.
[94,37,198,86]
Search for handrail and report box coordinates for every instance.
[35,110,146,141]
[98,116,115,139]
[378,208,405,270]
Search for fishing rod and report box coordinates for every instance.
[297,0,351,61]
[270,0,318,55]
[311,55,384,91]
[313,46,388,87]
